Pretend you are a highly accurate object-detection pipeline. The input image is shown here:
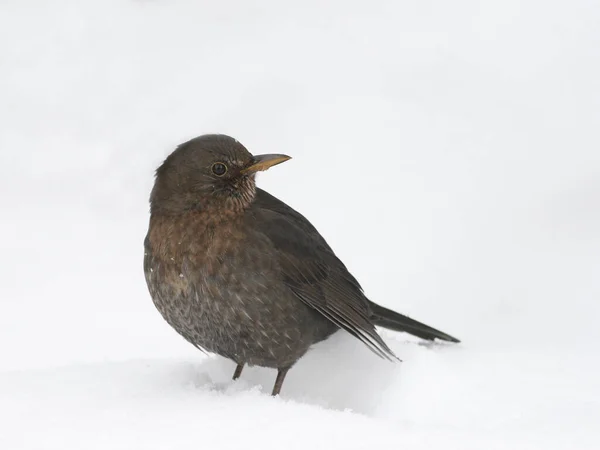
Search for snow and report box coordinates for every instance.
[1,0,599,449]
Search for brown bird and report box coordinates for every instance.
[144,134,459,396]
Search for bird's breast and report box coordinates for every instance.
[143,210,337,367]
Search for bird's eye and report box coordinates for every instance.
[211,162,227,176]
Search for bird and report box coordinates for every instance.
[144,134,459,396]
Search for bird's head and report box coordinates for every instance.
[150,134,291,215]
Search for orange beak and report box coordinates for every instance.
[240,154,291,174]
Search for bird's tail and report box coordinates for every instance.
[369,301,460,343]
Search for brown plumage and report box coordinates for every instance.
[144,134,459,396]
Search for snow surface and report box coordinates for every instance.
[1,1,599,449]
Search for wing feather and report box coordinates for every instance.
[249,189,398,360]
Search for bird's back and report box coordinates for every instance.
[246,189,398,359]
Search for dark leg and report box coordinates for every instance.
[271,367,290,396]
[232,363,244,380]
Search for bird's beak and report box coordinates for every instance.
[241,154,292,174]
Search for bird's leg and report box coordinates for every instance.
[271,367,290,396]
[232,363,244,380]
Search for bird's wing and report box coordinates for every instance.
[249,189,397,360]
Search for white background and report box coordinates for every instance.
[1,1,599,449]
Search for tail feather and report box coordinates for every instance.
[369,301,460,343]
